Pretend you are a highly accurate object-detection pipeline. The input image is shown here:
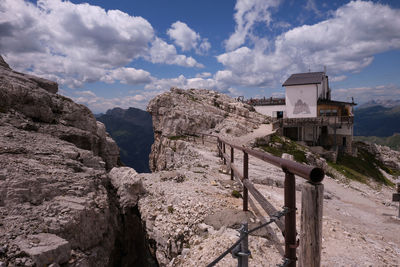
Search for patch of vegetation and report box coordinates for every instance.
[329,147,394,186]
[168,135,185,141]
[213,99,220,108]
[231,190,241,198]
[257,134,307,163]
[187,94,199,102]
[167,205,174,214]
[354,134,400,151]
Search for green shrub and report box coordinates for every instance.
[231,190,241,198]
[167,205,174,214]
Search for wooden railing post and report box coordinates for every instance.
[230,147,234,180]
[243,152,248,211]
[284,170,297,267]
[299,181,323,267]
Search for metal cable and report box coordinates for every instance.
[206,208,289,267]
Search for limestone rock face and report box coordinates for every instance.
[358,142,400,170]
[13,233,71,266]
[0,56,119,169]
[147,87,269,171]
[109,167,145,212]
[0,57,122,266]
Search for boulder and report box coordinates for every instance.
[13,234,71,266]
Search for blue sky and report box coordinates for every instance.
[1,0,400,112]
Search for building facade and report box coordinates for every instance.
[254,71,355,154]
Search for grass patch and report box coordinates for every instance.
[231,190,241,198]
[330,147,394,186]
[187,94,199,102]
[167,205,174,214]
[258,134,307,163]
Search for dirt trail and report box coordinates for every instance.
[201,127,400,266]
[227,123,274,146]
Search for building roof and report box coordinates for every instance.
[282,72,325,87]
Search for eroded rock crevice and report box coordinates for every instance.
[104,178,158,267]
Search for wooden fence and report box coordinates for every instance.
[193,133,325,266]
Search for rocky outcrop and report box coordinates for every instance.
[358,141,400,170]
[0,56,152,266]
[147,87,269,171]
[0,55,119,169]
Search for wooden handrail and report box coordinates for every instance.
[218,136,324,183]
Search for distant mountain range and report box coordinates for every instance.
[97,107,154,173]
[354,102,400,137]
[356,99,400,109]
[354,100,400,151]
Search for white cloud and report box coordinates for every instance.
[167,21,211,54]
[330,75,347,82]
[225,0,281,51]
[332,84,400,104]
[305,0,321,16]
[144,74,230,93]
[218,1,400,88]
[148,38,204,68]
[196,72,212,78]
[0,0,203,87]
[101,67,153,85]
[69,89,162,113]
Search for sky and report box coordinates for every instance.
[1,0,400,113]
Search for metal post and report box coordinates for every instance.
[284,170,297,267]
[238,222,249,267]
[398,183,400,218]
[243,152,248,211]
[231,147,234,180]
[223,143,226,165]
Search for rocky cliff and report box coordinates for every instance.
[147,87,269,171]
[0,56,151,266]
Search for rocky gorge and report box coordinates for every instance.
[1,55,400,266]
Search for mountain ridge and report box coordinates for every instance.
[97,107,154,173]
[354,103,400,137]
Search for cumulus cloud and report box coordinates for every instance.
[225,0,281,51]
[218,1,400,88]
[330,75,347,82]
[101,67,153,85]
[144,74,233,93]
[167,21,211,54]
[70,89,162,113]
[196,72,212,78]
[332,84,400,104]
[148,38,204,68]
[0,0,203,87]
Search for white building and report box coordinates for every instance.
[253,71,356,154]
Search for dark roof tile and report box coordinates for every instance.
[282,72,325,86]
